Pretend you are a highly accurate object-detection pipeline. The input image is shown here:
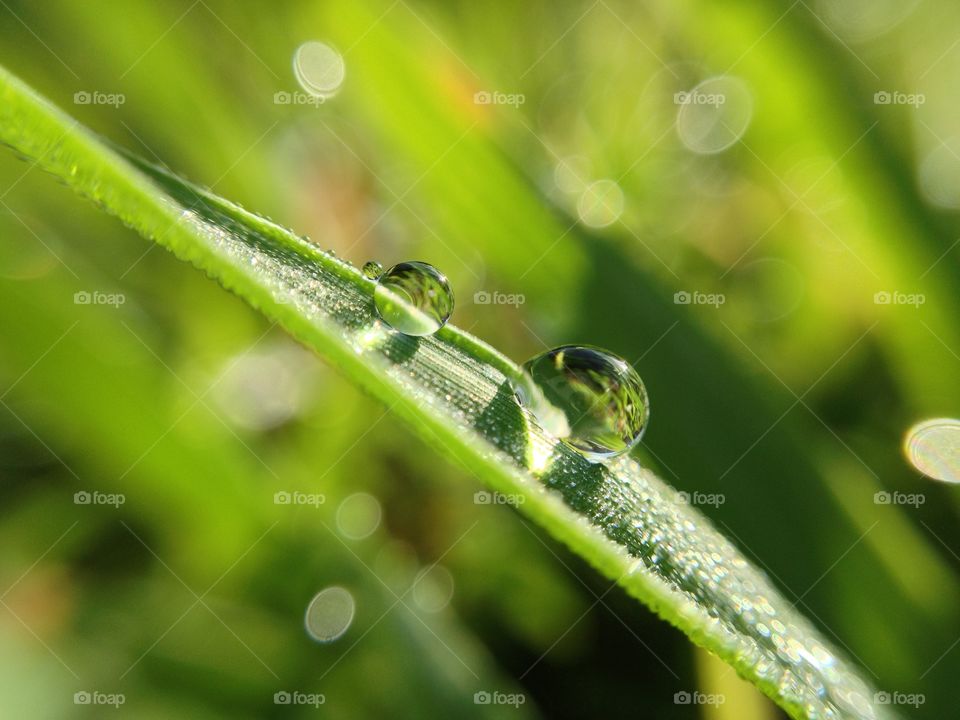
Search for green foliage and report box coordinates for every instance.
[0,64,897,720]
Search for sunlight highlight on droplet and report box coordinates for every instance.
[305,586,355,642]
[293,41,346,99]
[526,437,556,475]
[354,323,391,353]
[676,76,753,155]
[336,492,382,539]
[904,418,960,484]
[577,179,624,228]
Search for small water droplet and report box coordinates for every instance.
[373,261,454,336]
[304,586,355,642]
[362,260,384,279]
[514,345,649,461]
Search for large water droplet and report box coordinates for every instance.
[515,345,650,461]
[373,261,454,336]
[904,418,960,484]
[304,586,355,642]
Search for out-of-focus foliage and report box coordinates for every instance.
[1,0,958,718]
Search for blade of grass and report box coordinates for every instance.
[0,65,897,720]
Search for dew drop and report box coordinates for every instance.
[304,586,355,642]
[514,345,650,461]
[362,260,384,279]
[373,261,454,336]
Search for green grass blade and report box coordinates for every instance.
[0,64,897,720]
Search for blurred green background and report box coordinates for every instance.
[1,0,959,717]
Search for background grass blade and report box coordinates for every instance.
[0,64,899,720]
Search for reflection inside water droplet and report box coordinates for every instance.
[514,345,650,462]
[373,261,454,336]
[304,586,355,642]
[362,260,383,279]
[904,418,960,484]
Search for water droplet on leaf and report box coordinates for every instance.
[362,260,384,279]
[515,345,649,461]
[373,261,454,336]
